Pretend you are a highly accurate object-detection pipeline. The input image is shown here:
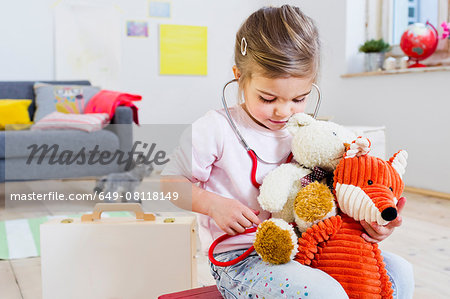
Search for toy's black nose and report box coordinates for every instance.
[381,207,397,221]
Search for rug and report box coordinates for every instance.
[0,211,132,260]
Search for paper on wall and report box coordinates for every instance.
[159,24,207,76]
[54,3,122,89]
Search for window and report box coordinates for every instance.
[408,0,421,25]
[366,0,449,67]
[392,0,439,44]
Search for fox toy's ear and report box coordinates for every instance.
[344,137,371,159]
[287,113,315,136]
[389,150,408,178]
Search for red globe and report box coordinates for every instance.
[400,22,438,67]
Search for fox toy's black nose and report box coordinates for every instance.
[381,207,397,221]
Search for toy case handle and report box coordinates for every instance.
[81,203,155,222]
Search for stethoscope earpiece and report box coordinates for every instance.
[310,83,322,119]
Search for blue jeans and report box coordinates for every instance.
[210,249,414,299]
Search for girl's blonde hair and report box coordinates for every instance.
[235,5,320,97]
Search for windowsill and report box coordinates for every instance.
[341,65,450,78]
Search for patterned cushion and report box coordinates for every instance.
[31,111,110,132]
[33,83,100,121]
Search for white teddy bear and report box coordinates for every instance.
[253,113,356,264]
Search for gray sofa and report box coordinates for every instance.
[0,81,133,182]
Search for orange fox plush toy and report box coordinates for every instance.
[295,137,408,299]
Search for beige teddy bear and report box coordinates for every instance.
[253,113,355,264]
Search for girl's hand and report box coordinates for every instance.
[208,195,261,236]
[360,197,406,243]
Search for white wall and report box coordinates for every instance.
[0,0,257,123]
[115,0,260,124]
[0,0,54,80]
[270,0,450,194]
[1,0,449,193]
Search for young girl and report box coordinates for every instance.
[161,5,414,298]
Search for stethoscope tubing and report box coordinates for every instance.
[222,79,251,151]
[221,78,321,158]
[221,78,321,188]
[208,227,257,267]
[209,79,322,266]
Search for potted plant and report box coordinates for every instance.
[359,39,391,72]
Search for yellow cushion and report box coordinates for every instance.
[0,99,34,130]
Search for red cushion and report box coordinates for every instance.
[158,285,222,298]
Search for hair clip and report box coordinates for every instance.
[241,37,247,56]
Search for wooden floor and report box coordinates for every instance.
[1,181,449,298]
[378,192,450,298]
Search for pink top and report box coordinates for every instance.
[161,105,292,254]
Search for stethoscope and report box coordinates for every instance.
[221,78,322,189]
[208,79,322,267]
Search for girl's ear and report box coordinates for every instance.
[232,65,241,80]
